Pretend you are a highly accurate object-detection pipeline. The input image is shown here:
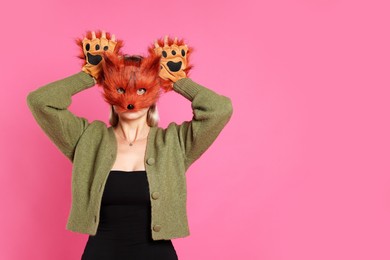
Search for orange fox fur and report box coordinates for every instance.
[99,52,164,113]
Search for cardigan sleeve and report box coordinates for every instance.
[171,78,233,169]
[26,71,96,162]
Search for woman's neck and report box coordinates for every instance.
[115,117,150,142]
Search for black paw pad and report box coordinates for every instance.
[162,51,167,58]
[167,61,182,72]
[87,53,102,65]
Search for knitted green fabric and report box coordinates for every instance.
[27,71,233,240]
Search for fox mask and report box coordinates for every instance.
[99,52,166,113]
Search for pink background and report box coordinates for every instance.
[1,0,390,259]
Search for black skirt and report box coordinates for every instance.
[81,170,178,260]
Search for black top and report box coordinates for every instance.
[81,170,178,260]
[98,170,153,242]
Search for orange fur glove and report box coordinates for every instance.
[148,36,193,91]
[75,30,124,83]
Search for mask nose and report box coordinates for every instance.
[127,104,134,110]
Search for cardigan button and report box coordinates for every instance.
[151,192,160,200]
[94,215,97,223]
[153,224,161,232]
[147,158,155,165]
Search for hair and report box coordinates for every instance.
[109,103,159,127]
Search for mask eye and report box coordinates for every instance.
[137,88,146,95]
[117,87,125,94]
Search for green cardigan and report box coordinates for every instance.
[26,71,233,240]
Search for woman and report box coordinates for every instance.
[26,31,233,259]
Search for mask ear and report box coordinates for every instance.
[140,54,161,77]
[101,52,123,81]
[142,52,173,92]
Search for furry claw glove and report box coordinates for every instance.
[76,30,124,83]
[148,35,193,90]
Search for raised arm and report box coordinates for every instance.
[149,36,233,168]
[26,72,95,161]
[171,77,233,168]
[27,30,123,162]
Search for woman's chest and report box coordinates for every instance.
[111,139,147,171]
